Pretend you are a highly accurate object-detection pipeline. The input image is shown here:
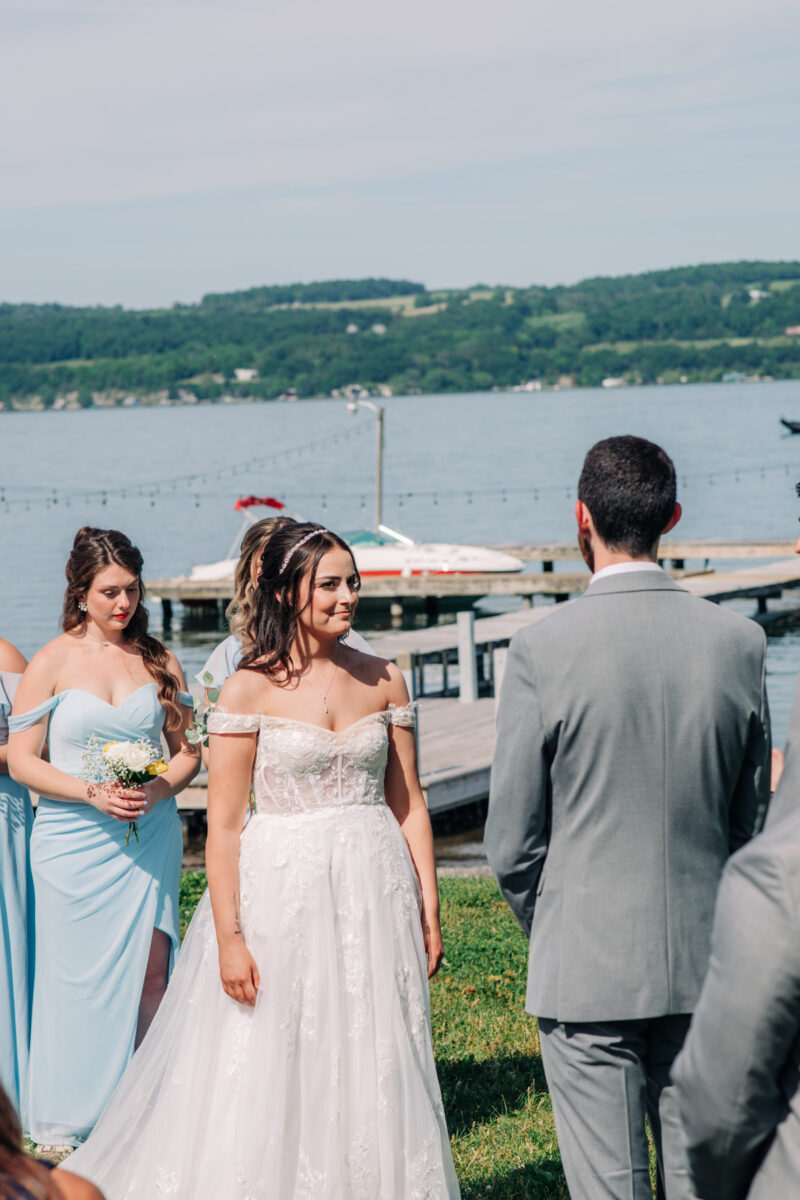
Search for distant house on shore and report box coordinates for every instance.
[234,367,258,382]
[346,323,359,334]
[785,326,800,338]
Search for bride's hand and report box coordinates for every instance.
[85,781,148,822]
[422,909,444,979]
[219,940,261,1007]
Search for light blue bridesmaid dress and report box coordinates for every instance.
[9,682,192,1145]
[0,670,34,1117]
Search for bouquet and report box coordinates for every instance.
[80,735,168,845]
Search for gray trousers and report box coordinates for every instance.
[538,1015,696,1200]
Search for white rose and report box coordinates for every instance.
[104,741,152,773]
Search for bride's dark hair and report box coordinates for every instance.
[239,522,360,680]
[62,527,184,730]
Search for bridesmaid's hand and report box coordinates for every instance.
[422,910,444,979]
[85,781,148,822]
[219,940,261,1007]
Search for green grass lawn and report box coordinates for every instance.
[179,871,568,1199]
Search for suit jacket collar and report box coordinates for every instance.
[583,569,687,598]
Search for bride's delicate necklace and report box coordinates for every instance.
[304,647,340,714]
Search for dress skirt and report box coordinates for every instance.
[26,796,182,1144]
[70,802,460,1199]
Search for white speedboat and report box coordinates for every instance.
[188,501,523,582]
[345,526,523,577]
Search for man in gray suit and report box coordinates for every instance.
[672,511,800,1199]
[485,435,771,1199]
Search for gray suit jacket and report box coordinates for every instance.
[673,809,800,1199]
[485,570,771,1022]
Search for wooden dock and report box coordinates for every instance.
[172,546,800,823]
[147,540,799,623]
[178,553,800,818]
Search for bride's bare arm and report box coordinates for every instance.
[383,669,444,979]
[206,673,260,1006]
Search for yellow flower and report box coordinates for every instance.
[146,760,168,775]
[103,741,119,753]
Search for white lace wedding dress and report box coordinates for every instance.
[69,705,461,1199]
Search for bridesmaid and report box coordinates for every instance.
[8,528,200,1148]
[0,637,33,1118]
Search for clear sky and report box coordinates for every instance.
[2,0,798,308]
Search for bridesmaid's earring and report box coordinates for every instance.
[78,601,88,612]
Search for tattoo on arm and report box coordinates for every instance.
[233,891,242,936]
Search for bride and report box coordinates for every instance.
[70,522,461,1199]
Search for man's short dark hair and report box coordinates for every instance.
[578,435,677,556]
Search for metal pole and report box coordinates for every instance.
[376,405,384,529]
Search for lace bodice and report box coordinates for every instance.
[207,704,416,816]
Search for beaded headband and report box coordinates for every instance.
[279,527,328,573]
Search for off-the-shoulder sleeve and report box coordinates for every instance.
[207,710,261,735]
[196,636,241,688]
[9,693,63,732]
[387,702,417,728]
[178,690,194,709]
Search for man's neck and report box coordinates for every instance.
[591,548,658,573]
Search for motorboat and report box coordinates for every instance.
[780,417,800,434]
[345,527,523,576]
[188,498,524,582]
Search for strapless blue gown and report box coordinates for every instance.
[0,670,34,1117]
[9,683,192,1145]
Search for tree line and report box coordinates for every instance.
[2,263,800,407]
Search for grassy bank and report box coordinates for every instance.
[179,871,568,1198]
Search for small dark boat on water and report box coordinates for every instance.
[780,418,800,434]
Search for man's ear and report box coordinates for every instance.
[662,502,682,536]
[575,499,593,533]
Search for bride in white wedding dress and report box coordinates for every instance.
[69,522,460,1199]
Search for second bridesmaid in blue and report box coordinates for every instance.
[8,527,200,1149]
[0,636,33,1119]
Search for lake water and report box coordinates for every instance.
[2,379,800,744]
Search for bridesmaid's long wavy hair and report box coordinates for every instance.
[62,527,183,730]
[239,522,360,681]
[0,1082,61,1200]
[226,515,296,648]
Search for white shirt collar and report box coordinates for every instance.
[590,561,665,584]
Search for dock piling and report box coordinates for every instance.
[457,611,479,704]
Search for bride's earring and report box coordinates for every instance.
[78,601,88,612]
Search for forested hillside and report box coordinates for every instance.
[3,263,800,409]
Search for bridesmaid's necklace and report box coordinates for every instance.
[83,627,112,648]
